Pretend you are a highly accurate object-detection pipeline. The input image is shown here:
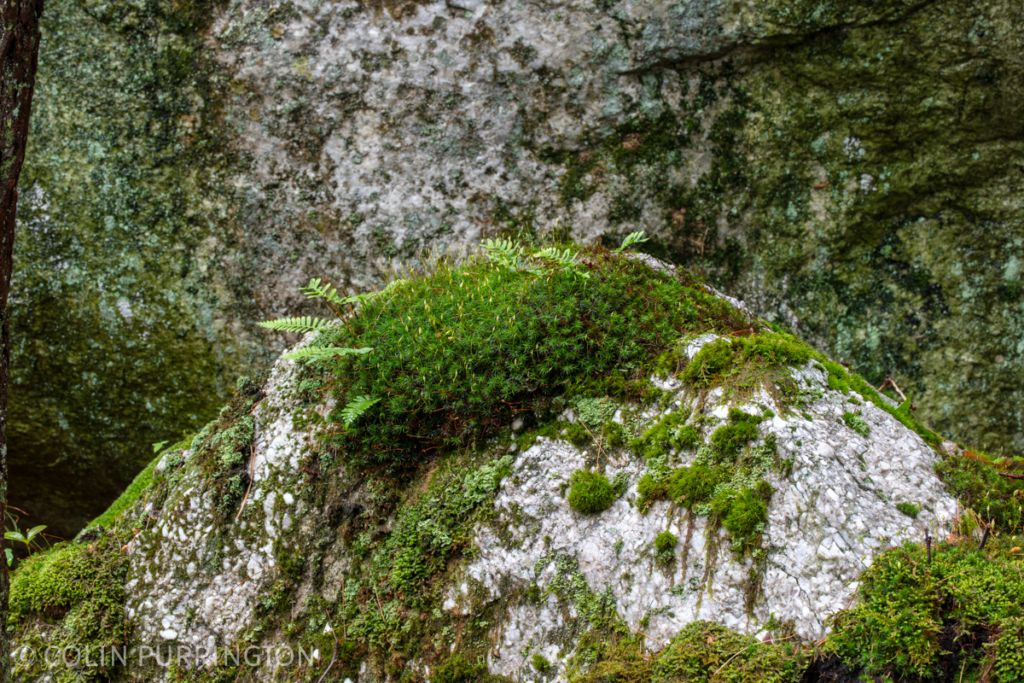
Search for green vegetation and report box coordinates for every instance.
[569,470,617,515]
[842,411,870,437]
[714,484,772,556]
[896,502,920,519]
[288,244,744,467]
[826,537,1024,681]
[569,621,808,682]
[434,655,508,682]
[8,534,129,681]
[652,621,808,682]
[667,464,727,508]
[654,531,678,564]
[634,411,702,461]
[531,652,554,674]
[681,332,811,392]
[709,410,763,461]
[936,450,1024,534]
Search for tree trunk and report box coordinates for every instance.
[0,0,44,678]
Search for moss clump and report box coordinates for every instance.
[654,530,678,564]
[568,470,617,515]
[993,616,1024,682]
[896,502,920,519]
[9,534,129,681]
[314,247,738,466]
[708,409,763,462]
[434,655,508,682]
[634,411,701,461]
[935,450,1024,534]
[681,332,812,390]
[667,464,727,508]
[842,411,870,437]
[712,484,772,556]
[826,537,1024,680]
[651,621,808,682]
[531,653,553,674]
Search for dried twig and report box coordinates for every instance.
[878,376,908,403]
[997,471,1024,480]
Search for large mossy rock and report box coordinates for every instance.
[9,249,1022,682]
[14,0,1024,533]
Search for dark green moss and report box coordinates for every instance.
[712,484,772,556]
[708,410,763,462]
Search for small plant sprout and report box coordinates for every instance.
[532,246,590,279]
[4,522,47,567]
[614,230,649,253]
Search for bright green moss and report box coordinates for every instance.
[633,411,701,461]
[896,502,920,519]
[708,410,763,462]
[842,411,870,437]
[713,485,771,556]
[434,655,508,683]
[667,464,726,508]
[652,621,808,682]
[531,653,553,674]
[568,470,617,515]
[935,452,1024,534]
[993,616,1024,682]
[681,332,812,390]
[316,249,735,466]
[9,534,129,681]
[654,530,678,564]
[826,538,1024,680]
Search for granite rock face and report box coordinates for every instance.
[15,0,1024,532]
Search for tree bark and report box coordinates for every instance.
[0,0,44,678]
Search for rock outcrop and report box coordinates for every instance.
[13,0,1024,534]
[12,251,994,682]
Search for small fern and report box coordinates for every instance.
[613,230,649,254]
[300,277,352,308]
[482,238,524,272]
[341,395,380,428]
[257,316,338,333]
[283,346,374,362]
[533,246,590,279]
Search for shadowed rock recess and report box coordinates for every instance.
[10,249,1023,681]
[13,0,1024,534]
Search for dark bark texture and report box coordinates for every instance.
[0,0,44,678]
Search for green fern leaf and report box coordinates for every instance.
[533,246,590,279]
[613,230,649,254]
[258,316,339,333]
[482,238,524,272]
[300,277,351,307]
[341,394,380,428]
[283,346,374,362]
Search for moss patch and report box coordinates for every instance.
[569,470,617,515]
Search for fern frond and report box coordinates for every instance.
[341,394,380,428]
[258,316,338,333]
[283,346,374,362]
[300,277,350,307]
[533,246,590,279]
[482,238,524,272]
[614,230,649,254]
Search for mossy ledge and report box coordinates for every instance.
[9,245,1022,682]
